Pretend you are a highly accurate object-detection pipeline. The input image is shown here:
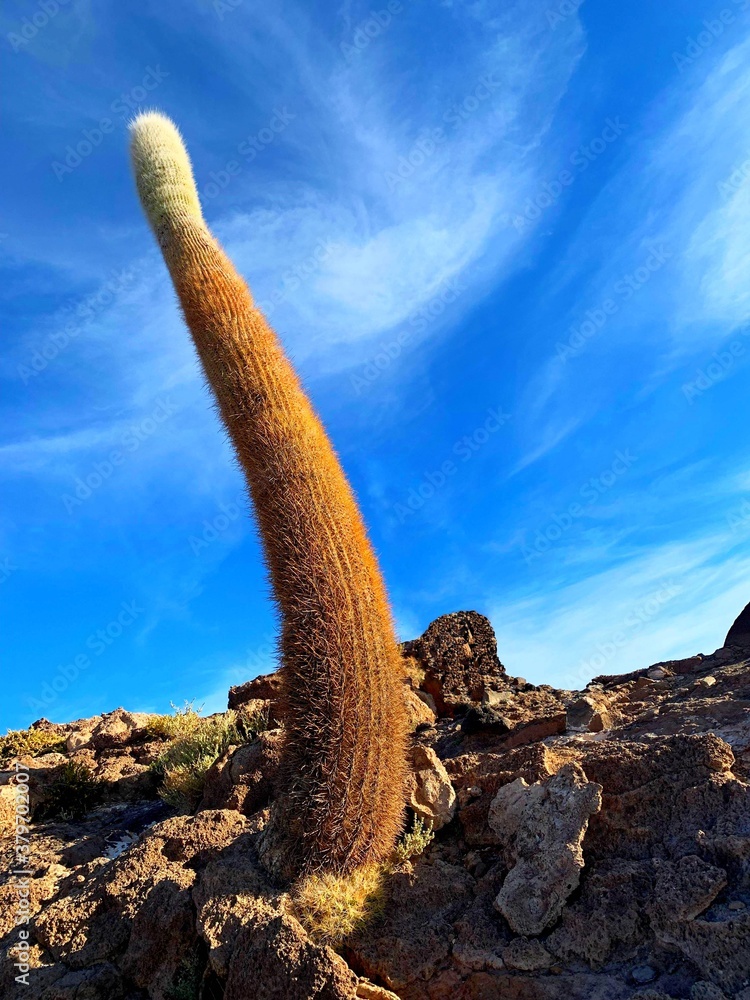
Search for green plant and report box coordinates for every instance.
[0,727,66,765]
[393,814,435,866]
[165,953,203,1000]
[151,707,263,812]
[129,112,408,875]
[41,761,104,821]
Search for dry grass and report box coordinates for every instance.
[292,814,435,945]
[291,863,387,945]
[0,727,66,765]
[150,704,266,812]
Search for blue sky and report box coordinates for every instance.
[3,0,750,731]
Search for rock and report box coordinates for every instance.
[347,860,475,992]
[672,906,750,994]
[694,675,717,688]
[193,830,280,978]
[463,707,566,745]
[648,855,726,926]
[403,684,437,728]
[724,600,750,650]
[648,667,667,680]
[502,937,555,971]
[545,859,654,968]
[356,981,402,1000]
[35,810,248,972]
[224,912,360,1000]
[405,745,456,831]
[566,694,612,732]
[37,962,126,998]
[89,709,151,751]
[228,671,283,719]
[492,763,602,935]
[690,983,728,1000]
[401,611,507,715]
[200,730,282,814]
[632,965,657,984]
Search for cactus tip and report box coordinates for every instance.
[129,110,204,233]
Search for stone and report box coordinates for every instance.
[492,763,602,935]
[356,981,402,1000]
[405,745,456,831]
[224,912,360,1000]
[347,860,475,992]
[690,983,728,1000]
[403,684,437,728]
[200,730,282,814]
[632,965,657,984]
[89,709,151,751]
[400,611,507,715]
[502,937,555,971]
[648,855,726,926]
[694,675,717,688]
[566,694,612,732]
[228,670,284,723]
[724,600,750,650]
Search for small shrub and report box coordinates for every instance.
[0,727,66,765]
[41,761,104,821]
[292,863,386,945]
[393,814,435,865]
[166,952,203,1000]
[151,705,266,812]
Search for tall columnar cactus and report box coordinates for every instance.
[129,112,408,875]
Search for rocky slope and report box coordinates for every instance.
[1,610,749,1000]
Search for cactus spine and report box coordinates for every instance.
[129,112,408,874]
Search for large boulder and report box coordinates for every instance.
[490,763,602,935]
[401,611,507,715]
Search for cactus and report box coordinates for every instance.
[129,112,408,874]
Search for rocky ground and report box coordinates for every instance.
[1,610,749,1000]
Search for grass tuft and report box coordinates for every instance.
[0,727,66,766]
[291,863,387,945]
[40,760,104,821]
[293,814,435,945]
[150,704,267,812]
